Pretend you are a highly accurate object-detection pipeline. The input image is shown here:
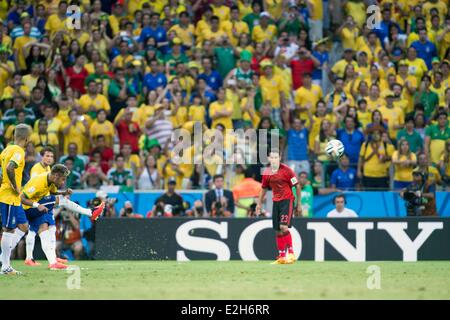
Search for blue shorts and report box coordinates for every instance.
[0,202,27,229]
[394,181,412,190]
[25,196,56,233]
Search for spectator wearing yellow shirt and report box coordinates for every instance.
[29,119,59,155]
[357,99,371,130]
[0,46,15,97]
[345,0,366,28]
[379,91,405,142]
[259,59,286,128]
[169,12,195,49]
[62,109,89,154]
[13,21,35,71]
[424,111,450,165]
[325,78,355,112]
[44,1,67,37]
[121,143,141,177]
[188,96,206,123]
[404,47,429,84]
[416,152,442,186]
[251,12,277,44]
[330,48,358,79]
[358,125,394,190]
[396,61,418,113]
[294,73,323,125]
[112,40,133,69]
[199,17,224,45]
[209,87,233,130]
[221,6,250,47]
[308,0,323,42]
[422,0,448,24]
[436,16,450,58]
[79,79,111,119]
[337,16,359,51]
[211,0,230,21]
[366,84,384,112]
[392,139,417,189]
[89,109,115,148]
[438,140,450,189]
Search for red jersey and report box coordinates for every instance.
[261,163,298,201]
[290,58,315,90]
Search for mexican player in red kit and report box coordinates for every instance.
[256,150,302,264]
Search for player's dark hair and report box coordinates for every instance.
[40,146,55,157]
[51,164,70,177]
[64,156,75,164]
[213,174,224,181]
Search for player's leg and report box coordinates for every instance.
[271,201,287,264]
[56,196,105,221]
[1,204,28,275]
[37,219,67,270]
[24,231,40,266]
[279,199,295,264]
[48,225,68,264]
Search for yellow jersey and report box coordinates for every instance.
[251,25,277,43]
[259,74,284,108]
[22,173,58,210]
[209,101,233,130]
[392,151,417,182]
[30,162,51,179]
[0,144,26,205]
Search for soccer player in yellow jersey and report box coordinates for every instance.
[24,147,55,266]
[21,165,105,270]
[0,124,30,275]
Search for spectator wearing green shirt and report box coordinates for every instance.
[425,111,450,165]
[59,143,87,175]
[297,171,314,218]
[2,95,35,126]
[63,156,82,189]
[396,115,424,154]
[163,37,189,75]
[107,154,134,190]
[278,4,308,36]
[243,1,263,34]
[108,67,136,121]
[414,75,439,119]
[214,36,236,79]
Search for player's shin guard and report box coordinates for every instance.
[58,196,92,216]
[1,232,14,269]
[276,234,286,257]
[39,230,56,265]
[283,231,294,254]
[25,231,36,261]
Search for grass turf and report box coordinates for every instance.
[1,260,450,299]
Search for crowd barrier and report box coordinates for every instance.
[70,190,450,217]
[94,217,450,261]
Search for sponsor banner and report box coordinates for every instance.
[71,191,450,218]
[94,218,450,261]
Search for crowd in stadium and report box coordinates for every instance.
[0,0,449,196]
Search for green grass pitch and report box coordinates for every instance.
[1,261,450,299]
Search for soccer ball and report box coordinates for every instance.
[325,139,345,160]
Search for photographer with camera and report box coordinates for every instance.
[205,174,235,217]
[119,201,142,218]
[54,207,84,260]
[148,178,185,217]
[400,171,437,216]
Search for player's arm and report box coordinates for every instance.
[20,192,48,212]
[6,160,20,194]
[51,189,73,196]
[255,187,267,216]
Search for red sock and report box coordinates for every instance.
[276,234,286,257]
[284,231,294,254]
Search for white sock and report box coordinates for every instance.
[49,225,57,257]
[58,196,92,216]
[10,228,26,251]
[1,232,15,270]
[39,230,56,265]
[25,231,36,261]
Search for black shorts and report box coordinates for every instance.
[272,199,294,231]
